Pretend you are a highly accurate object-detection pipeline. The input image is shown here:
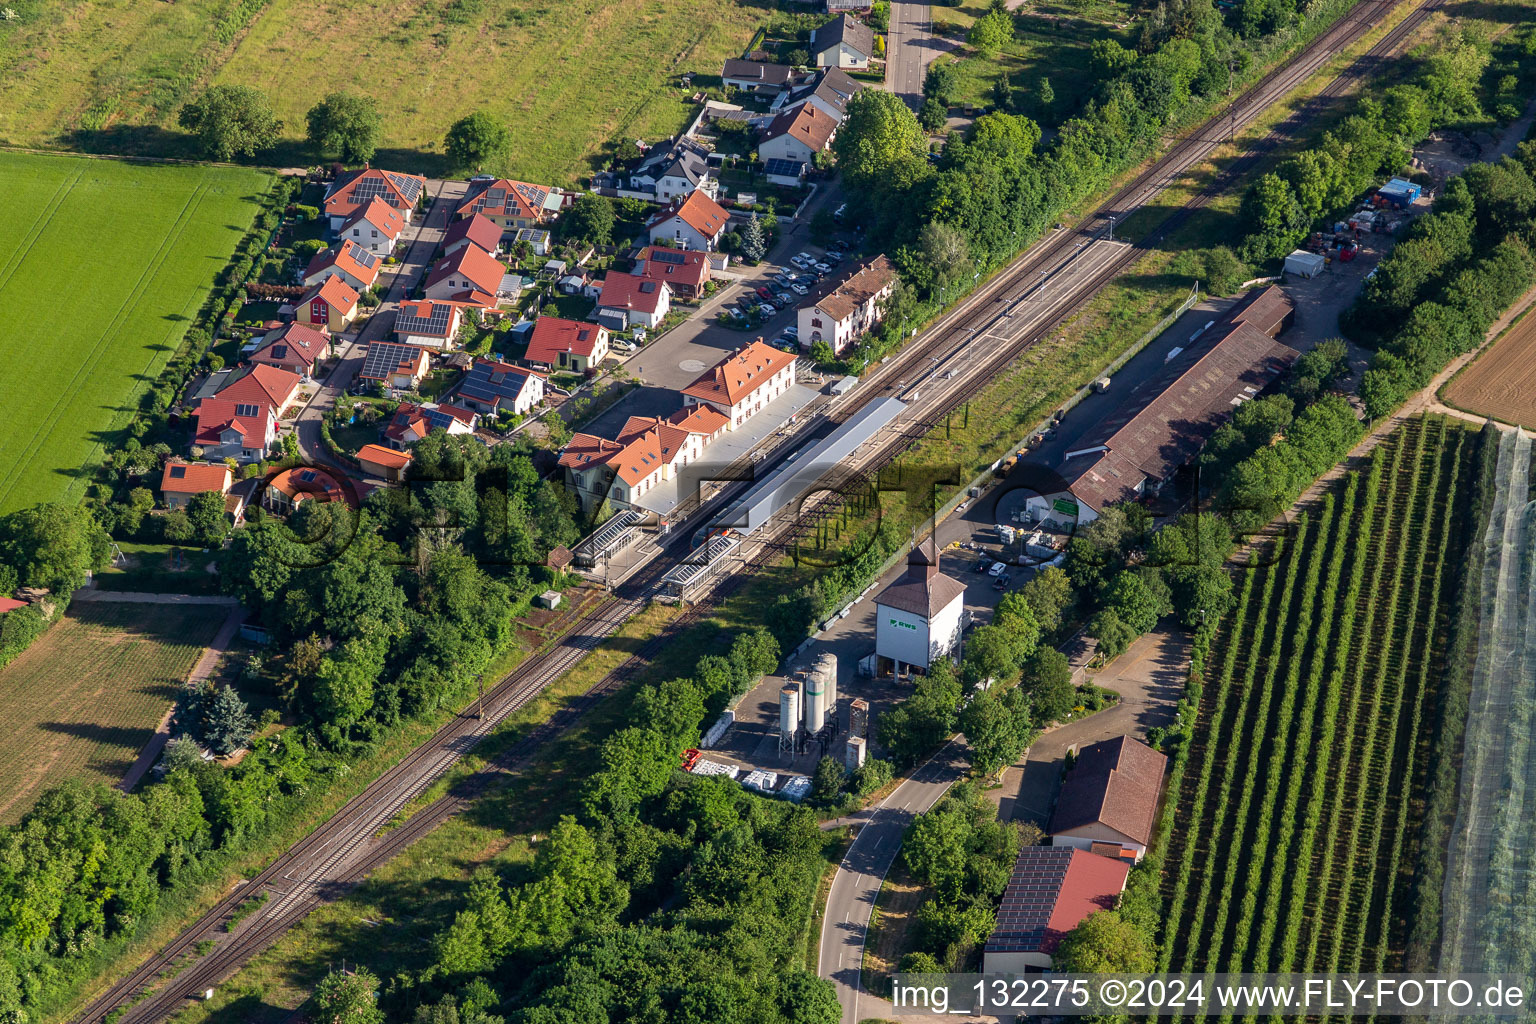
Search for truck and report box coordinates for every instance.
[1091,376,1111,393]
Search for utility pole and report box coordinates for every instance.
[474,673,485,720]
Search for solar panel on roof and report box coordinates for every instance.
[170,466,186,478]
[764,159,804,177]
[360,342,420,381]
[395,302,454,336]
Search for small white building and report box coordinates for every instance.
[872,538,967,676]
[1284,249,1326,278]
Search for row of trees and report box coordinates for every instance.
[0,433,584,1019]
[1351,144,1536,416]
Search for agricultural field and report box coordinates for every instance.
[1441,313,1536,429]
[0,151,269,514]
[0,0,761,184]
[0,602,228,824]
[1156,415,1486,979]
[1441,426,1536,976]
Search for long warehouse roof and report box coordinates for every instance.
[711,397,906,536]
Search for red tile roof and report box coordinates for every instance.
[525,317,609,365]
[392,299,462,340]
[681,340,797,407]
[985,846,1129,958]
[667,404,731,436]
[803,254,896,322]
[306,241,381,289]
[0,598,27,614]
[251,323,327,372]
[637,246,711,290]
[194,398,272,449]
[214,363,301,411]
[597,274,669,316]
[426,244,506,297]
[456,179,555,222]
[299,275,360,316]
[339,197,406,241]
[649,191,730,241]
[323,167,426,219]
[160,461,233,495]
[558,432,626,471]
[443,213,503,254]
[356,444,413,470]
[268,466,348,505]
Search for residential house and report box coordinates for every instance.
[159,462,233,511]
[780,67,863,121]
[424,245,510,306]
[336,197,406,256]
[210,363,303,419]
[797,254,896,355]
[322,167,427,233]
[634,246,712,299]
[680,340,798,429]
[304,241,382,295]
[1047,736,1168,863]
[356,444,413,483]
[646,191,731,252]
[1030,286,1301,527]
[759,102,838,167]
[595,275,671,331]
[457,358,547,416]
[524,317,611,372]
[721,59,797,96]
[358,341,432,390]
[981,846,1130,973]
[264,466,348,514]
[384,401,477,449]
[442,213,503,258]
[455,178,561,234]
[810,13,874,69]
[294,276,360,333]
[627,137,718,203]
[393,299,464,350]
[249,323,328,378]
[193,398,278,462]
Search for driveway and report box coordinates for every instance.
[990,626,1188,824]
[292,178,468,469]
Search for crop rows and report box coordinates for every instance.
[1155,416,1484,992]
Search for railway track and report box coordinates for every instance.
[74,2,1441,1018]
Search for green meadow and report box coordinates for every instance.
[0,152,270,513]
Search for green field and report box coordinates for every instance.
[0,0,761,184]
[0,152,270,513]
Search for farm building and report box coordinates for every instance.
[1028,285,1300,526]
[1047,735,1167,862]
[982,846,1130,973]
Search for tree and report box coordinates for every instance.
[1020,566,1072,635]
[561,193,615,245]
[968,7,1014,56]
[834,90,929,191]
[1035,76,1055,117]
[811,755,845,805]
[186,490,230,546]
[177,85,282,160]
[1100,571,1165,633]
[1021,648,1074,723]
[917,219,972,296]
[201,685,255,755]
[305,91,383,163]
[445,113,512,173]
[312,966,385,1024]
[924,61,961,107]
[919,97,948,132]
[958,686,1030,778]
[160,735,204,775]
[1053,910,1154,973]
[740,212,766,263]
[0,502,111,595]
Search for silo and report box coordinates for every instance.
[817,653,839,733]
[845,735,867,771]
[803,668,827,735]
[779,683,801,754]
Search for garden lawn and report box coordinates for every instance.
[0,602,228,824]
[0,152,269,514]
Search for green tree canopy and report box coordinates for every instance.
[834,90,929,192]
[560,193,616,245]
[305,91,383,163]
[177,85,282,160]
[1053,910,1155,973]
[0,503,111,595]
[312,966,385,1024]
[446,113,512,173]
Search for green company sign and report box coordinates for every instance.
[888,618,918,631]
[1052,498,1079,516]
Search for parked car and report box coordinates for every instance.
[773,273,794,285]
[759,303,777,316]
[988,562,1007,577]
[776,291,793,305]
[824,252,844,264]
[814,262,831,274]
[975,560,989,573]
[790,255,811,269]
[797,251,816,264]
[756,286,774,300]
[783,326,799,339]
[992,574,1010,590]
[790,283,808,295]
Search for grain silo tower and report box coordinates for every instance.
[779,682,802,755]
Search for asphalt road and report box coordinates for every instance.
[885,1,949,107]
[292,178,467,473]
